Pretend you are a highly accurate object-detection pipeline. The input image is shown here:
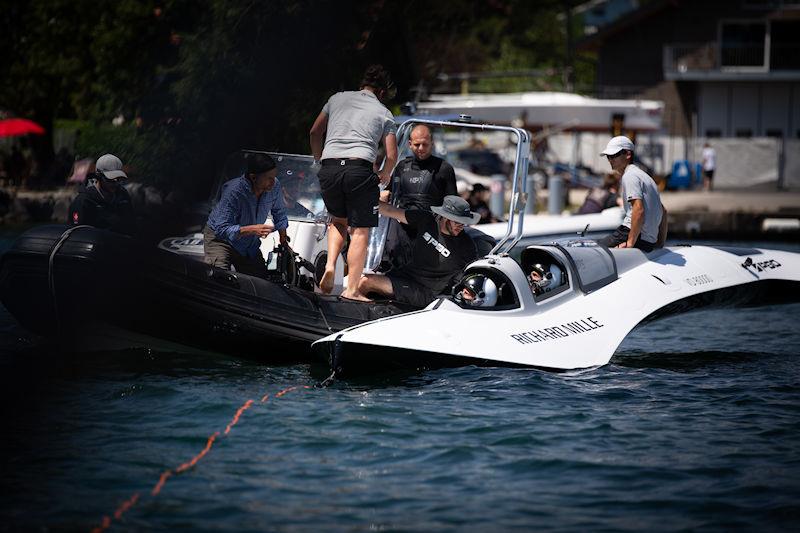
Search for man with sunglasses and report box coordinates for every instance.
[68,153,135,235]
[309,64,398,301]
[356,195,480,307]
[598,136,667,252]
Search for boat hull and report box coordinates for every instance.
[0,225,416,358]
[313,245,800,375]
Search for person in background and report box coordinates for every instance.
[468,183,496,224]
[701,142,716,191]
[357,195,480,307]
[68,153,135,235]
[597,136,667,252]
[203,153,289,277]
[309,64,398,300]
[577,171,621,214]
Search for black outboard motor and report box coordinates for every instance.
[267,243,315,290]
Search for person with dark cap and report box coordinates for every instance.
[468,183,496,224]
[203,153,289,277]
[68,153,136,235]
[357,195,481,307]
[309,64,398,300]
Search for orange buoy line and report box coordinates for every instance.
[90,385,312,532]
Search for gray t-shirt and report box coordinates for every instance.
[621,164,663,243]
[320,90,396,162]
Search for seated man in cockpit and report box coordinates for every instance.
[528,263,564,296]
[456,273,498,307]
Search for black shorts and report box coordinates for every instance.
[318,159,379,228]
[387,272,438,308]
[704,169,714,180]
[598,225,656,252]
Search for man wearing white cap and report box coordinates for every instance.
[597,136,667,252]
[68,153,135,235]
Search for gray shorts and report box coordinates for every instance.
[203,226,267,278]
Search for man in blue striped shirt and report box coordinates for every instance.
[203,153,289,277]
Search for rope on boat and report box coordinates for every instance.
[48,225,91,336]
[90,384,312,533]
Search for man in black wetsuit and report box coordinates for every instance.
[389,123,457,211]
[68,153,135,235]
[381,123,458,270]
[358,195,480,307]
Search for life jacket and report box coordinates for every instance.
[395,156,445,211]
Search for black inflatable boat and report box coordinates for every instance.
[0,224,418,357]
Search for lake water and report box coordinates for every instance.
[1,234,799,531]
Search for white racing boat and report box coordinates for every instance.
[312,117,800,373]
[313,239,800,373]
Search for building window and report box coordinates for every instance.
[706,129,722,138]
[735,129,753,138]
[721,21,767,68]
[766,129,784,138]
[771,20,800,70]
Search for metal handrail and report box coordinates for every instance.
[391,118,530,258]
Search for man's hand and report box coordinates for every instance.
[379,189,391,203]
[615,241,629,249]
[241,224,274,238]
[378,171,392,186]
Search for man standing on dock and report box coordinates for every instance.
[598,136,667,252]
[309,64,398,300]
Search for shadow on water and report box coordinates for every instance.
[612,350,764,371]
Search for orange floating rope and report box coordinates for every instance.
[91,384,310,532]
[225,399,254,435]
[175,432,219,474]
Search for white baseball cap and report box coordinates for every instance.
[599,136,634,156]
[96,153,128,180]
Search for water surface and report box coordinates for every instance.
[1,237,798,531]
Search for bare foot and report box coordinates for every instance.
[340,290,371,302]
[319,268,335,294]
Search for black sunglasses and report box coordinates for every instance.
[606,151,626,160]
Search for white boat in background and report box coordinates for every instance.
[417,91,664,132]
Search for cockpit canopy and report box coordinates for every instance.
[522,241,617,295]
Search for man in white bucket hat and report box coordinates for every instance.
[597,136,667,252]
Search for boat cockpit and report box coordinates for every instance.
[449,240,619,312]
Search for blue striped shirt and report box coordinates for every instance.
[206,176,289,257]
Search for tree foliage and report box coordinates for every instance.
[0,0,593,200]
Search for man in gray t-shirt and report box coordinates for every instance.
[597,136,667,252]
[309,64,398,300]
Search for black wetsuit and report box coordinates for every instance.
[382,155,458,271]
[68,177,135,235]
[392,155,457,211]
[387,210,478,307]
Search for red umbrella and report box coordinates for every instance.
[0,118,46,137]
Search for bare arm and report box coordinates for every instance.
[620,198,644,248]
[378,133,398,185]
[656,204,668,248]
[378,201,407,224]
[309,112,328,161]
